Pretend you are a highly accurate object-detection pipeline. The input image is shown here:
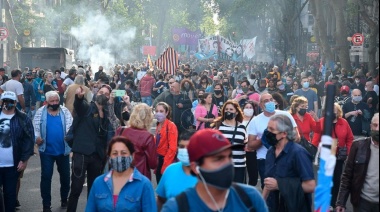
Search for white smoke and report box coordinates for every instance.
[70,13,136,74]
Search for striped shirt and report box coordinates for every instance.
[218,122,247,167]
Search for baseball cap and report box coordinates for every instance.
[340,85,350,93]
[188,129,242,162]
[1,91,17,101]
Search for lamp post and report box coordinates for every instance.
[355,5,360,68]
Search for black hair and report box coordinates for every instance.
[11,70,22,78]
[178,130,196,144]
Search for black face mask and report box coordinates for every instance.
[48,104,60,111]
[298,108,307,116]
[214,90,222,95]
[224,111,236,120]
[213,72,218,76]
[122,111,130,121]
[370,130,379,142]
[197,163,234,190]
[223,82,229,87]
[264,129,281,146]
[95,94,109,106]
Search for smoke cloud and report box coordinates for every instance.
[70,13,136,73]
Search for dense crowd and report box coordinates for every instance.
[0,60,378,212]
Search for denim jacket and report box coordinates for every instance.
[85,168,157,212]
[33,105,73,156]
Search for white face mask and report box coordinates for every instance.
[243,108,254,117]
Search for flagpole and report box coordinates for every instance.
[314,84,337,212]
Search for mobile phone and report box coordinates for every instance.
[114,90,126,97]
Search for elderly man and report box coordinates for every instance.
[162,129,268,212]
[248,93,299,189]
[263,114,315,212]
[342,89,371,137]
[33,91,73,212]
[336,113,379,212]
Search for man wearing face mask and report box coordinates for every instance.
[156,130,198,211]
[294,76,318,115]
[66,85,113,212]
[162,129,268,212]
[235,80,260,109]
[33,91,73,211]
[342,89,371,137]
[262,114,315,212]
[22,72,36,119]
[336,113,379,212]
[247,93,299,189]
[0,91,34,212]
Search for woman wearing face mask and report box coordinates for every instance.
[196,75,212,92]
[195,93,218,130]
[115,103,157,180]
[85,136,157,211]
[242,101,259,187]
[155,131,198,211]
[154,102,178,184]
[289,96,320,143]
[312,103,353,210]
[213,100,247,183]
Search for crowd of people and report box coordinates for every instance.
[0,59,378,212]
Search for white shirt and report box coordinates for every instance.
[0,79,24,99]
[247,110,297,159]
[0,113,15,167]
[63,78,74,86]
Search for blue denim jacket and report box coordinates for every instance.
[85,168,157,212]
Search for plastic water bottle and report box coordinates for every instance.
[350,115,356,122]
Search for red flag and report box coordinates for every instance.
[155,47,179,75]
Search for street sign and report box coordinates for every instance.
[351,46,363,51]
[352,33,364,46]
[350,51,363,56]
[0,27,8,40]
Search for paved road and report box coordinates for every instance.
[18,149,353,212]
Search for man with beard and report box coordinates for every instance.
[161,129,268,212]
[66,85,113,212]
[336,113,379,212]
[22,72,36,119]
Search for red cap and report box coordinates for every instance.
[188,129,241,162]
[340,85,350,93]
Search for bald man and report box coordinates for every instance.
[342,89,371,137]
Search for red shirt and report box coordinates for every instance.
[55,79,64,94]
[292,113,321,142]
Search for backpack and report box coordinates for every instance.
[175,183,256,212]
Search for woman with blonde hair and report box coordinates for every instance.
[289,96,320,142]
[115,103,157,180]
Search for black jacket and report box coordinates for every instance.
[0,108,34,166]
[276,178,311,212]
[153,91,192,124]
[71,95,111,160]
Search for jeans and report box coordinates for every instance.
[141,96,152,106]
[246,151,258,186]
[234,167,246,184]
[0,166,19,212]
[39,153,70,207]
[257,159,266,189]
[155,155,164,184]
[67,153,104,212]
[25,107,36,119]
[354,197,379,212]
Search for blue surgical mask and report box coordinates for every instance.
[264,101,276,113]
[302,82,310,89]
[177,148,190,166]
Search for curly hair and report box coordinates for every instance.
[129,103,154,130]
[289,96,308,115]
[180,79,195,90]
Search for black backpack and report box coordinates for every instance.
[175,183,256,212]
[238,92,256,109]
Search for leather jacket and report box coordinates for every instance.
[116,127,157,180]
[336,138,371,208]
